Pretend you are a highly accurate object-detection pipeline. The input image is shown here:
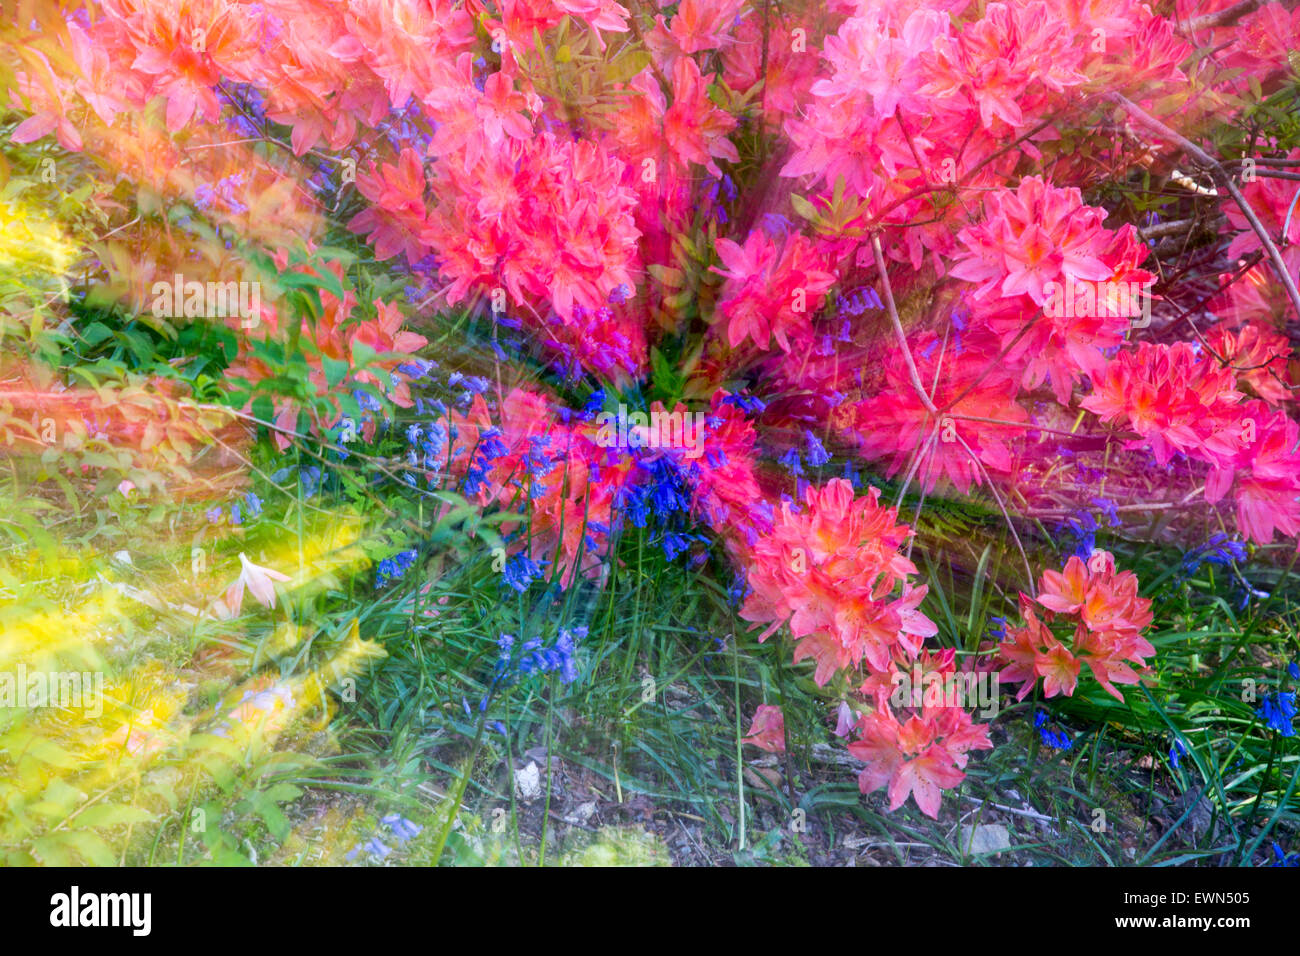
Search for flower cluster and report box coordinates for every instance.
[738,478,991,817]
[847,700,992,819]
[1034,711,1072,750]
[711,231,837,353]
[496,627,586,685]
[952,176,1155,403]
[375,549,418,588]
[1257,692,1296,738]
[740,478,930,686]
[998,550,1154,702]
[345,813,424,862]
[12,0,1300,825]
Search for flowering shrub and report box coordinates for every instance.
[3,0,1300,843]
[997,550,1155,702]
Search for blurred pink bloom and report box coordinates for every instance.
[742,704,786,753]
[216,553,292,618]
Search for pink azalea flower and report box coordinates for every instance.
[741,704,787,753]
[216,553,292,619]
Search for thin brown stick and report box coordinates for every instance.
[871,234,937,414]
[1108,93,1300,325]
[953,432,1035,589]
[1179,0,1262,33]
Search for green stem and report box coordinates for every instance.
[539,675,556,866]
[733,632,746,852]
[430,704,490,866]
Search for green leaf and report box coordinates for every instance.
[79,321,114,347]
[33,834,73,866]
[790,193,819,221]
[72,803,155,829]
[63,830,117,866]
[351,340,378,368]
[253,795,291,839]
[322,356,350,389]
[25,737,80,769]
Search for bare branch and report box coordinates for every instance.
[1178,0,1262,33]
[1108,92,1300,325]
[871,234,938,414]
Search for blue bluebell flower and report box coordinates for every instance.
[497,627,585,685]
[381,814,423,844]
[353,388,383,414]
[805,430,831,467]
[219,84,267,137]
[582,389,607,419]
[502,552,546,593]
[375,548,418,588]
[721,392,766,415]
[662,531,693,562]
[1258,691,1297,737]
[462,427,509,497]
[397,359,435,380]
[1169,738,1188,769]
[728,571,752,608]
[1237,583,1270,609]
[1034,711,1072,749]
[1091,496,1120,527]
[1060,509,1097,560]
[837,286,884,315]
[524,435,556,491]
[346,836,392,862]
[300,465,323,497]
[1182,533,1249,576]
[760,213,793,238]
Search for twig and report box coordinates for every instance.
[1179,0,1262,33]
[1108,93,1300,324]
[960,795,1056,824]
[953,432,1035,588]
[871,235,937,414]
[1136,216,1201,241]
